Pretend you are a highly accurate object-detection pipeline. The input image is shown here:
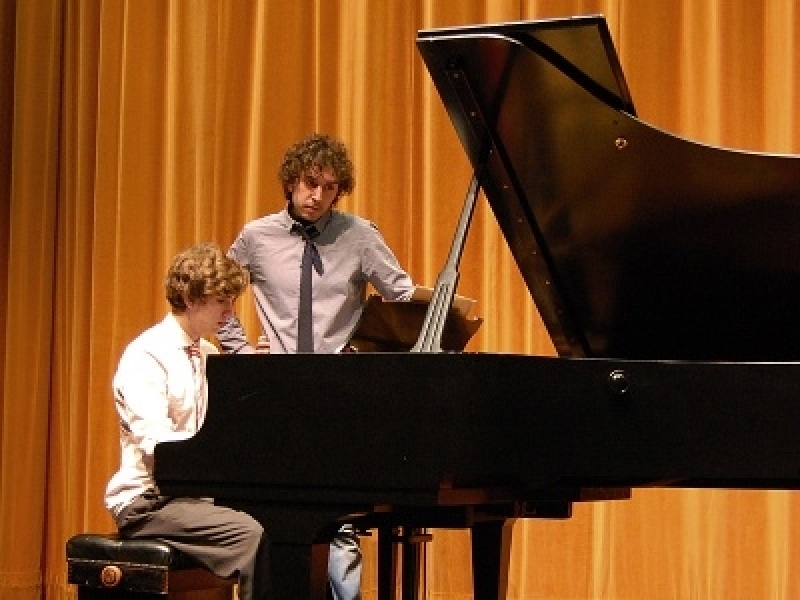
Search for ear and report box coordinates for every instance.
[284,182,296,202]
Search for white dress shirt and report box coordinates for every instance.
[104,312,217,516]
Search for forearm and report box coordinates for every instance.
[216,315,255,354]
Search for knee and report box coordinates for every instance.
[231,511,266,548]
[246,516,266,544]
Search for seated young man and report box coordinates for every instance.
[104,242,273,600]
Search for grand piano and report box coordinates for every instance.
[154,15,800,600]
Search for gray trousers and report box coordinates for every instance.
[116,495,273,600]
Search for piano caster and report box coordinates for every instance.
[377,526,433,600]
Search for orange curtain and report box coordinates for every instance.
[1,1,799,599]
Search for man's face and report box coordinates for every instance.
[187,295,236,338]
[288,165,340,223]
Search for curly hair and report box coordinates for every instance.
[165,242,249,312]
[279,133,355,200]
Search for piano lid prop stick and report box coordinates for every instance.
[412,173,481,353]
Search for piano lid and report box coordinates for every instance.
[417,15,800,362]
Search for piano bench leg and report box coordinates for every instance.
[72,581,233,600]
[66,534,236,600]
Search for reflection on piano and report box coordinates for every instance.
[155,15,800,600]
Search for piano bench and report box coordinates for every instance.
[66,534,236,600]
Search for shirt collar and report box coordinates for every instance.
[164,312,195,349]
[282,206,334,234]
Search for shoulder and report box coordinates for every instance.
[126,318,170,349]
[116,319,174,374]
[123,314,191,358]
[330,211,383,240]
[239,211,285,237]
[230,211,289,264]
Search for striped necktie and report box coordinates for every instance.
[185,341,201,373]
[184,341,205,430]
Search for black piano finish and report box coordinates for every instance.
[417,16,800,361]
[160,354,800,500]
[154,15,800,600]
[155,354,800,598]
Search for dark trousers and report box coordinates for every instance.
[116,495,273,600]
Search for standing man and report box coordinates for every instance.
[105,242,273,600]
[217,133,418,598]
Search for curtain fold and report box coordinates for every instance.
[2,1,799,599]
[2,1,63,599]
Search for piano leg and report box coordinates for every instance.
[230,504,347,600]
[377,526,398,600]
[401,528,423,600]
[376,526,433,600]
[471,519,515,600]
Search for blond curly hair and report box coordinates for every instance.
[165,242,249,312]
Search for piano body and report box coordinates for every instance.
[155,15,800,600]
